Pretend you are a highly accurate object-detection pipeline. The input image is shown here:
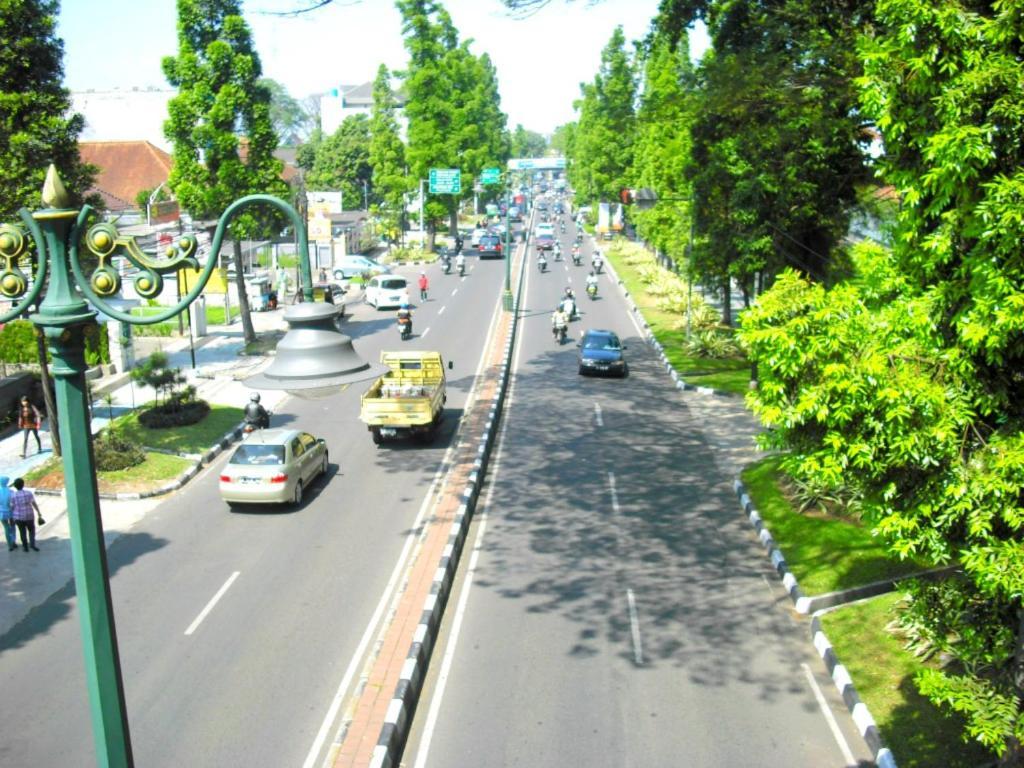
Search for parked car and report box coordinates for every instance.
[219,429,329,507]
[332,255,390,280]
[477,234,504,259]
[577,329,628,377]
[312,281,347,314]
[365,274,410,309]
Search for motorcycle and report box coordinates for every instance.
[243,409,272,434]
[398,316,413,340]
[571,247,581,265]
[586,282,598,300]
[592,259,604,274]
[552,321,568,344]
[457,260,466,276]
[554,247,562,262]
[562,298,577,320]
[538,257,548,273]
[442,257,452,274]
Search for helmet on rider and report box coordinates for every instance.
[400,302,410,309]
[250,393,261,403]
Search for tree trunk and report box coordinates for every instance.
[426,222,436,254]
[35,329,60,457]
[449,200,459,245]
[232,240,256,345]
[722,277,733,328]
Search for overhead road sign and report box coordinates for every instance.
[480,167,501,185]
[429,168,461,194]
[507,157,566,171]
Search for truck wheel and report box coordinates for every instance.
[371,427,383,445]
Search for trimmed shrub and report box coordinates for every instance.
[0,318,110,365]
[93,429,145,471]
[137,398,210,429]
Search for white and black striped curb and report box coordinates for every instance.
[811,614,897,768]
[598,247,730,397]
[733,478,811,614]
[34,424,245,500]
[734,478,898,768]
[369,243,528,768]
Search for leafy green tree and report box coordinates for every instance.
[510,124,546,158]
[296,126,323,172]
[631,29,694,264]
[369,64,408,247]
[397,0,509,244]
[685,0,869,324]
[163,0,287,345]
[0,0,97,219]
[549,122,575,158]
[307,114,372,210]
[259,77,309,143]
[569,26,637,206]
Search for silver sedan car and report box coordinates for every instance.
[219,429,329,507]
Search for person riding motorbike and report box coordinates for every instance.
[397,303,413,339]
[537,251,548,272]
[554,242,562,261]
[592,251,604,274]
[551,306,569,343]
[571,244,582,265]
[586,271,599,298]
[243,393,270,431]
[442,251,452,274]
[561,295,577,320]
[455,252,466,276]
[454,234,464,254]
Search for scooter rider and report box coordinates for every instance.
[397,302,413,339]
[244,393,270,430]
[586,270,599,296]
[554,241,562,261]
[592,250,604,273]
[551,306,569,341]
[537,251,548,272]
[455,252,466,276]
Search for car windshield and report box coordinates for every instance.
[584,335,620,351]
[231,444,285,465]
[381,279,406,290]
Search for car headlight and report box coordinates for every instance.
[581,358,598,366]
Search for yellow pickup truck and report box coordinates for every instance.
[359,351,448,445]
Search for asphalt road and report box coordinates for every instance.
[0,245,512,768]
[401,214,876,767]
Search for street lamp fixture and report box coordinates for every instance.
[0,166,376,767]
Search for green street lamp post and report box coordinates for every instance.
[0,166,375,767]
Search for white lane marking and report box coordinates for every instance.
[801,663,858,767]
[761,574,776,599]
[594,402,603,427]
[422,327,430,339]
[184,571,240,636]
[626,588,644,666]
[438,305,446,315]
[452,288,459,296]
[607,471,620,513]
[412,261,526,768]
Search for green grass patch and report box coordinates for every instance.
[112,404,244,454]
[821,594,993,768]
[606,251,751,395]
[741,456,927,594]
[204,305,241,325]
[24,451,191,493]
[129,306,179,337]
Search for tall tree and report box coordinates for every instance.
[369,64,408,247]
[549,122,575,158]
[510,124,546,158]
[0,0,97,219]
[306,114,372,210]
[568,26,637,206]
[631,28,694,263]
[163,0,286,345]
[259,77,308,143]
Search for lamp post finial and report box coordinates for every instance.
[42,164,71,209]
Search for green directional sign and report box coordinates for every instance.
[481,167,501,185]
[429,168,461,194]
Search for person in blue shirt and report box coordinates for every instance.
[0,476,14,551]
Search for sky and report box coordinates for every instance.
[58,0,708,136]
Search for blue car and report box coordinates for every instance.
[577,329,628,377]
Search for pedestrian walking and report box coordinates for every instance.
[11,478,42,552]
[418,271,429,302]
[0,476,14,551]
[18,395,42,458]
[318,267,327,282]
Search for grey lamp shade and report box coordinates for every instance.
[245,302,383,392]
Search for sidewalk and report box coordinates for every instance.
[0,307,294,637]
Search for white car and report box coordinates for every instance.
[365,275,410,309]
[535,222,555,238]
[470,228,489,247]
[219,429,329,507]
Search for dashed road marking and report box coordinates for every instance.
[802,663,858,767]
[594,402,603,427]
[627,588,644,666]
[185,571,240,636]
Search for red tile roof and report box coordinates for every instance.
[79,141,173,211]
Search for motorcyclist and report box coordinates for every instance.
[397,302,413,339]
[455,252,466,275]
[586,270,599,297]
[592,251,604,273]
[454,233,464,254]
[554,241,562,261]
[561,294,577,320]
[441,250,452,273]
[551,306,569,341]
[537,251,548,272]
[243,393,270,430]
